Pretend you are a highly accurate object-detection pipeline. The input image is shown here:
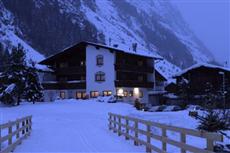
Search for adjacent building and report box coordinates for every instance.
[39,41,163,103]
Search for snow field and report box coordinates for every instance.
[0,99,229,152]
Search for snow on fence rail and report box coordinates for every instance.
[0,116,32,153]
[108,113,223,153]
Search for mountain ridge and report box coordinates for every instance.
[0,0,215,78]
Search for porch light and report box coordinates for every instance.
[117,88,124,96]
[133,88,139,95]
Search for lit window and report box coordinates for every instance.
[90,91,99,98]
[117,88,124,96]
[103,91,112,96]
[129,91,133,97]
[96,55,103,66]
[124,90,128,97]
[60,91,65,99]
[95,71,105,82]
[76,91,86,99]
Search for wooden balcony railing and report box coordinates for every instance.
[115,80,154,88]
[42,81,86,90]
[115,64,153,73]
[55,66,86,75]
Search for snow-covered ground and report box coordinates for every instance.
[0,99,229,152]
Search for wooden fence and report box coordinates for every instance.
[0,116,32,153]
[108,113,223,153]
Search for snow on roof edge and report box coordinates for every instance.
[174,63,230,77]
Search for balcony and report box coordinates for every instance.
[42,81,86,90]
[115,80,154,88]
[115,64,153,73]
[55,66,86,75]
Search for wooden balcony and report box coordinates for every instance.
[115,64,153,73]
[55,66,86,75]
[42,81,86,90]
[115,80,154,88]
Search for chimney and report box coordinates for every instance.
[132,43,137,52]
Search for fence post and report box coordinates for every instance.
[8,122,12,145]
[118,117,121,136]
[113,115,116,133]
[109,114,112,130]
[146,124,151,153]
[134,120,139,146]
[29,116,32,130]
[125,118,129,140]
[180,133,186,153]
[26,119,29,133]
[16,121,20,139]
[162,128,167,151]
[206,139,214,151]
[0,125,2,151]
[22,120,25,135]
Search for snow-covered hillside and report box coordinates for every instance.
[1,0,216,77]
[0,1,44,63]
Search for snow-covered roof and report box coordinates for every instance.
[84,41,162,59]
[40,41,162,64]
[174,63,230,77]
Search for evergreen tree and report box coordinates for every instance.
[0,44,27,105]
[24,61,43,104]
[176,77,191,108]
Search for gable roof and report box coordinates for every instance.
[174,63,230,77]
[39,41,162,64]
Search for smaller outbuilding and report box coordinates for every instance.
[171,63,230,107]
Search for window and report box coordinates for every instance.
[95,71,105,82]
[138,60,143,66]
[138,75,144,82]
[124,90,128,97]
[103,91,112,96]
[139,91,143,98]
[60,91,65,99]
[129,91,133,97]
[76,91,86,99]
[59,62,68,68]
[90,91,99,98]
[96,55,103,66]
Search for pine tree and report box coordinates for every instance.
[0,44,27,105]
[176,77,191,108]
[24,61,43,104]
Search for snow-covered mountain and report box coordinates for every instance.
[0,0,214,78]
[0,1,44,63]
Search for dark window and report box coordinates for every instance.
[95,71,105,82]
[76,91,86,99]
[60,91,65,99]
[103,91,112,96]
[90,91,99,98]
[139,91,143,98]
[96,55,103,66]
[59,62,68,68]
[138,75,144,82]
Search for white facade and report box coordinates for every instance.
[86,45,116,95]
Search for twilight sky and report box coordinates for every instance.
[171,0,230,67]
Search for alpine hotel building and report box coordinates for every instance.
[39,41,163,103]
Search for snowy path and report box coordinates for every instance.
[0,100,145,152]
